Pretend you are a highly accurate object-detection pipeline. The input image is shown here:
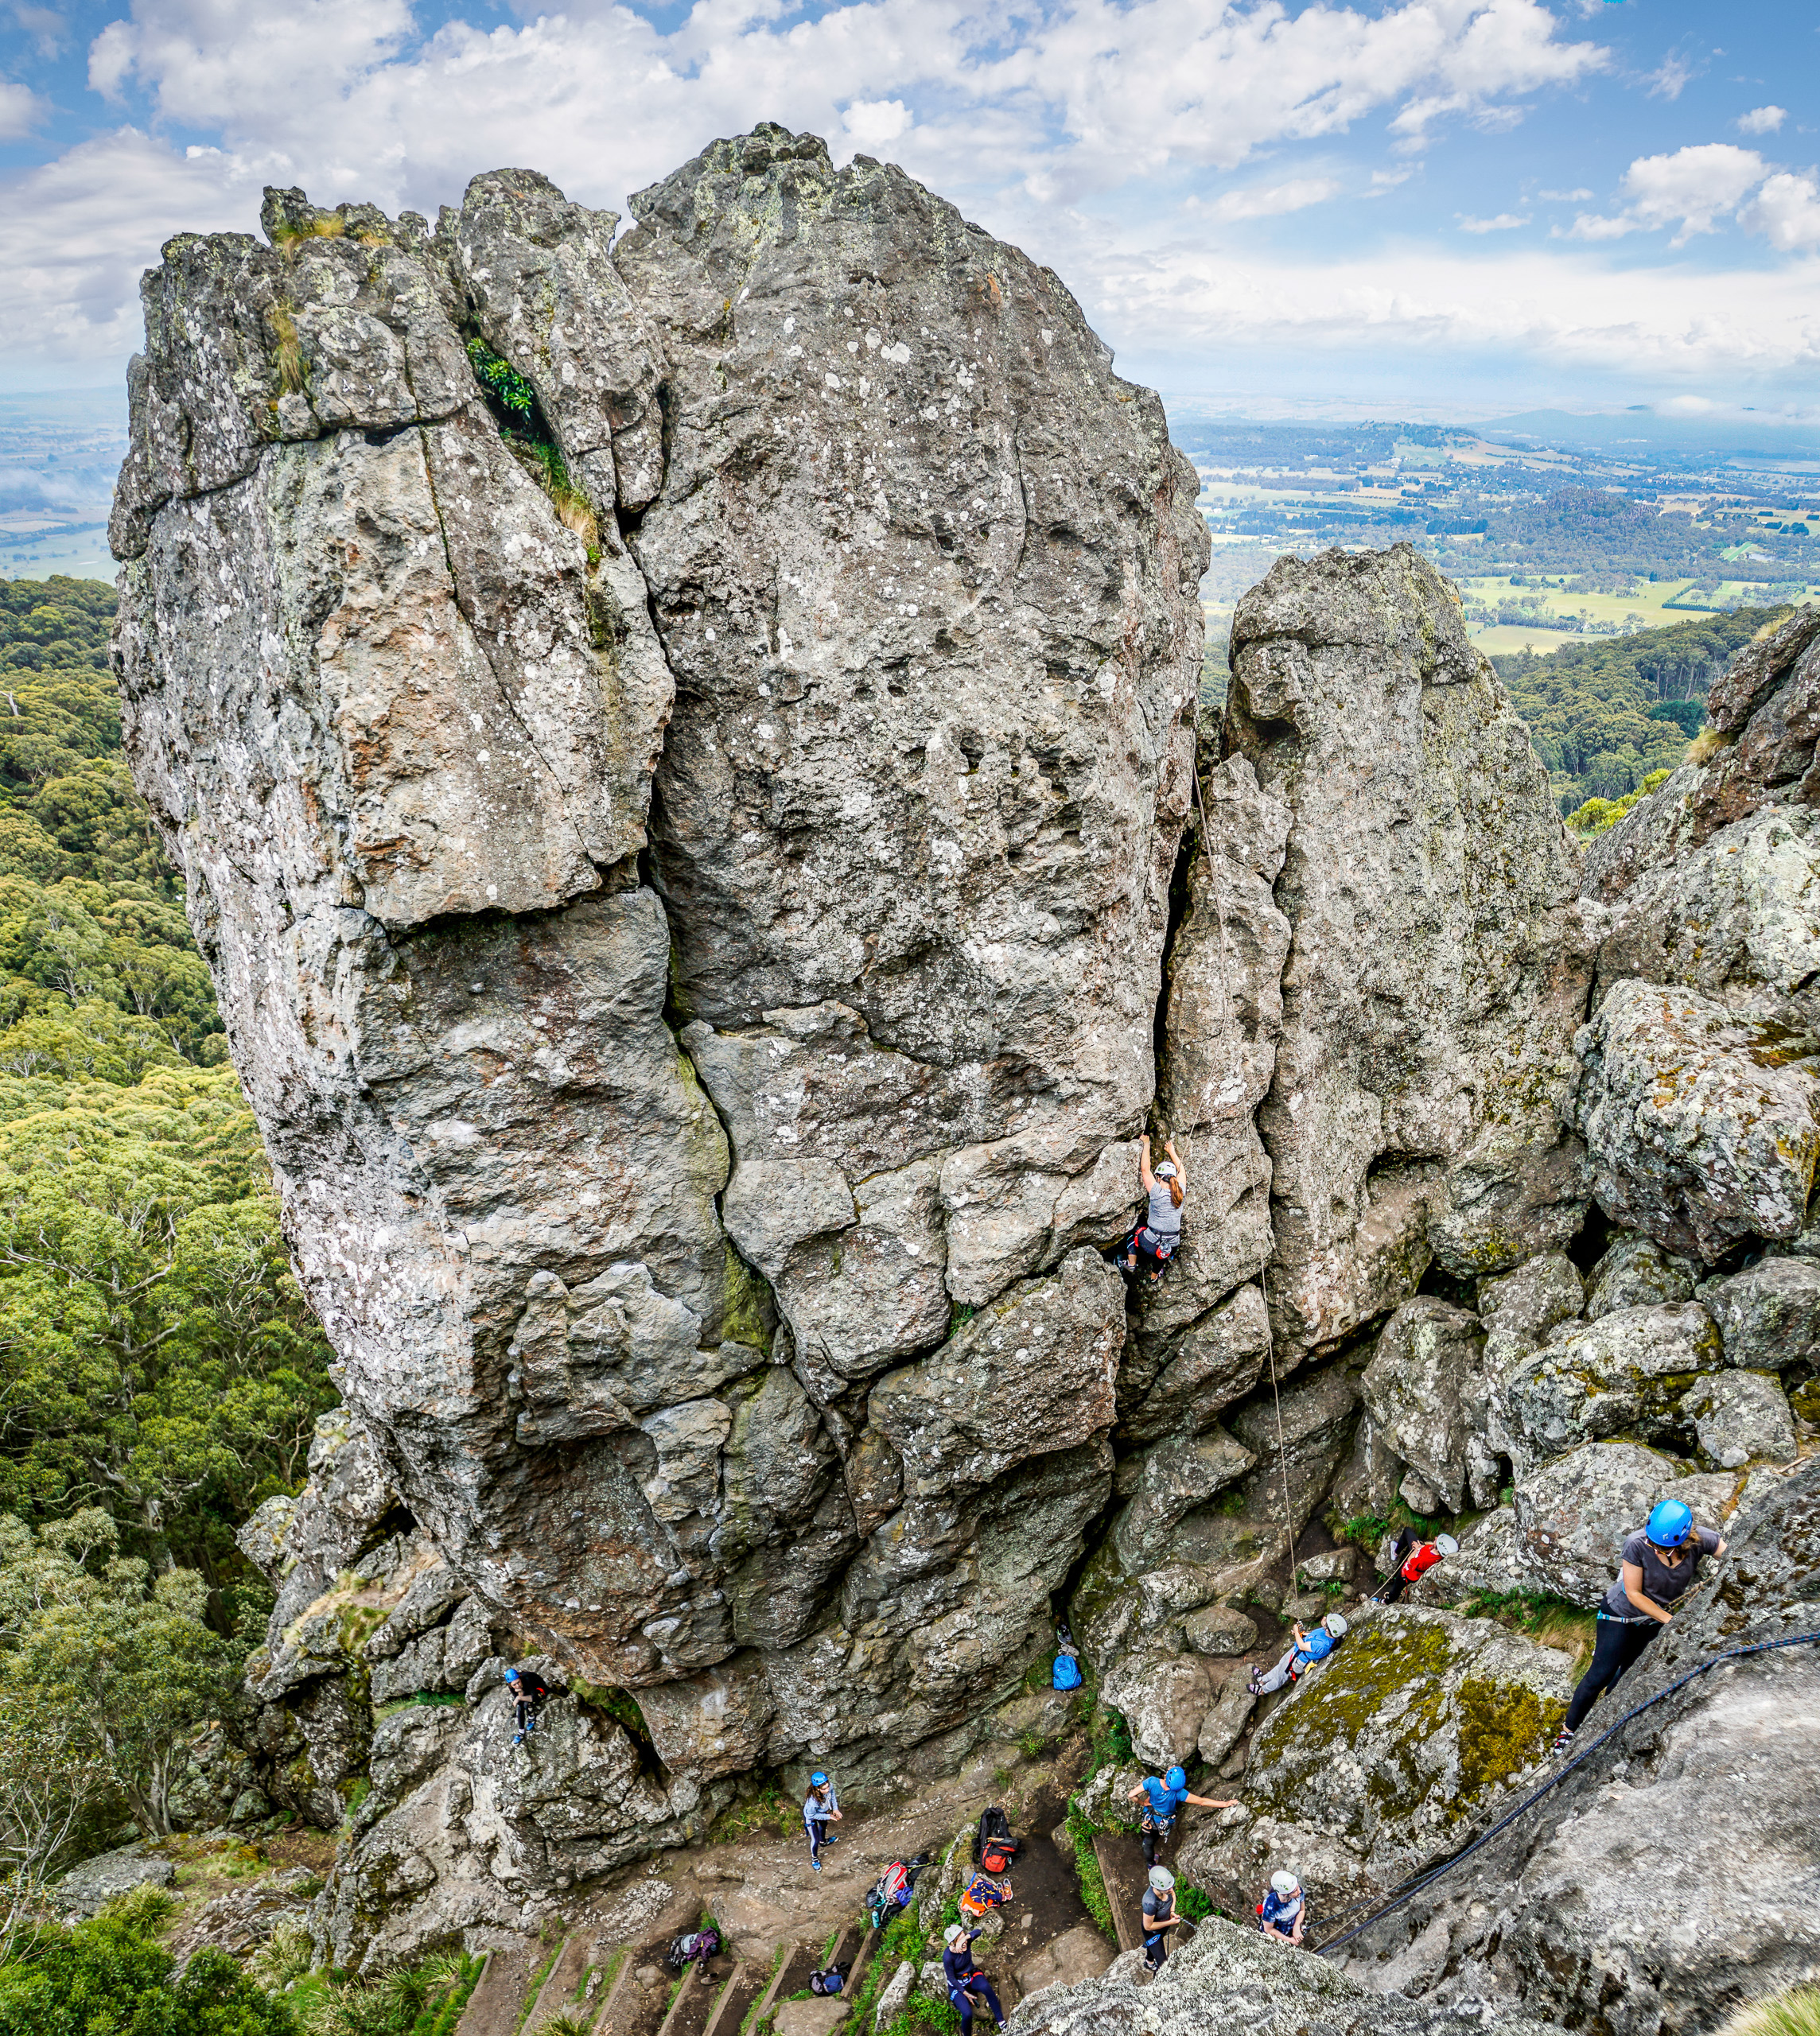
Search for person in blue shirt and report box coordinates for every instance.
[942,1923,1003,2034]
[1124,1765,1239,1866]
[1258,1871,1308,1947]
[803,1770,842,1871]
[1249,1612,1348,1696]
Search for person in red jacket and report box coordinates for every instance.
[1368,1528,1458,1606]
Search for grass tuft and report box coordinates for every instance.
[1721,1991,1820,2036]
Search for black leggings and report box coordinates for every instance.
[1564,1616,1659,1732]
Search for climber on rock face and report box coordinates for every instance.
[1552,1498,1724,1755]
[1259,1871,1308,1947]
[1113,1133,1185,1282]
[1142,1865,1187,1972]
[1368,1528,1460,1607]
[1249,1613,1348,1696]
[506,1665,547,1745]
[803,1769,842,1871]
[1126,1765,1239,1866]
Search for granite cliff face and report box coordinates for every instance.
[115,126,1818,2012]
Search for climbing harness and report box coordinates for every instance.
[1311,1624,1820,1956]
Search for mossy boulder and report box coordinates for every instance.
[1496,1301,1722,1463]
[1175,1607,1572,1910]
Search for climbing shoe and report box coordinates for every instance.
[812,1859,822,1872]
[1550,1726,1575,1757]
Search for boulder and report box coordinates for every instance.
[775,2001,850,2036]
[1178,1609,1573,1910]
[1221,545,1593,1360]
[1184,1605,1260,1657]
[1678,1370,1798,1470]
[1495,1302,1724,1463]
[1110,1428,1256,1572]
[51,1845,177,1920]
[1424,1506,1543,1602]
[1567,980,1820,1263]
[1701,1256,1820,1370]
[1360,1298,1498,1513]
[1196,1669,1259,1769]
[1583,1232,1698,1319]
[1347,1454,1820,2036]
[1099,1653,1218,1769]
[1121,1282,1271,1447]
[1512,1441,1709,1605]
[1009,1902,1566,2036]
[1476,1250,1585,1358]
[1017,1924,1114,1996]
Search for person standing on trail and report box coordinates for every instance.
[803,1770,842,1871]
[1258,1870,1308,1947]
[943,1922,1005,2034]
[1141,1866,1188,1972]
[1249,1613,1348,1696]
[1114,1133,1186,1282]
[1126,1766,1239,1866]
[1551,1499,1724,1756]
[1368,1528,1459,1607]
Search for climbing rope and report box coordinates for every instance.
[1309,1624,1820,1956]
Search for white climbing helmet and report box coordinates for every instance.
[1271,1871,1301,1897]
[946,1924,969,1950]
[1322,1611,1349,1638]
[1154,1160,1178,1179]
[1435,1533,1460,1556]
[1149,1866,1175,1892]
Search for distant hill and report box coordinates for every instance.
[1488,603,1792,814]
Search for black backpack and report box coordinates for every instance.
[515,1672,549,1702]
[973,1806,1017,1871]
[811,1966,848,1995]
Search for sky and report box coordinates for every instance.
[0,0,1817,422]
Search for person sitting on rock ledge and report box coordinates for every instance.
[1258,1870,1308,1948]
[1367,1528,1459,1606]
[1249,1612,1348,1696]
[1113,1133,1185,1282]
[1126,1765,1240,1866]
[505,1665,547,1745]
[1551,1498,1725,1756]
[943,1921,1005,2034]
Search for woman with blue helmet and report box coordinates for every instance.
[803,1770,842,1870]
[1126,1764,1239,1866]
[1551,1497,1725,1754]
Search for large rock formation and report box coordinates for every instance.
[112,124,1204,1949]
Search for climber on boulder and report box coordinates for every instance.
[803,1769,842,1871]
[1551,1498,1724,1755]
[1258,1870,1308,1947]
[1113,1133,1185,1282]
[1368,1528,1459,1606]
[1249,1612,1348,1696]
[1126,1765,1240,1866]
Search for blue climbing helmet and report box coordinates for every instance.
[1165,1766,1187,1793]
[811,1770,830,1789]
[504,1667,519,1684]
[1646,1498,1694,1548]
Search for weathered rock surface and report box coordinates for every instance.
[1702,1256,1820,1370]
[1007,1910,1567,2036]
[1361,1299,1498,1513]
[1495,1302,1722,1464]
[1678,1369,1798,1470]
[1567,980,1820,1263]
[1582,1231,1697,1319]
[1178,1609,1571,1909]
[1344,1453,1820,2036]
[51,1845,177,1919]
[1221,546,1593,1361]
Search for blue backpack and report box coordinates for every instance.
[1052,1649,1083,1692]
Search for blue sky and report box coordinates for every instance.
[1,0,1817,420]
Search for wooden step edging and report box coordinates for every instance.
[741,1942,795,2036]
[1091,1835,1139,1954]
[700,1961,754,2036]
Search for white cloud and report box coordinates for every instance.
[1458,211,1529,231]
[1200,177,1342,221]
[842,99,912,149]
[1646,52,1693,100]
[12,6,66,60]
[0,78,45,141]
[1538,186,1592,200]
[1568,142,1768,245]
[1737,104,1786,136]
[1741,172,1820,253]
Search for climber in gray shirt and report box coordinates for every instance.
[1114,1133,1186,1282]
